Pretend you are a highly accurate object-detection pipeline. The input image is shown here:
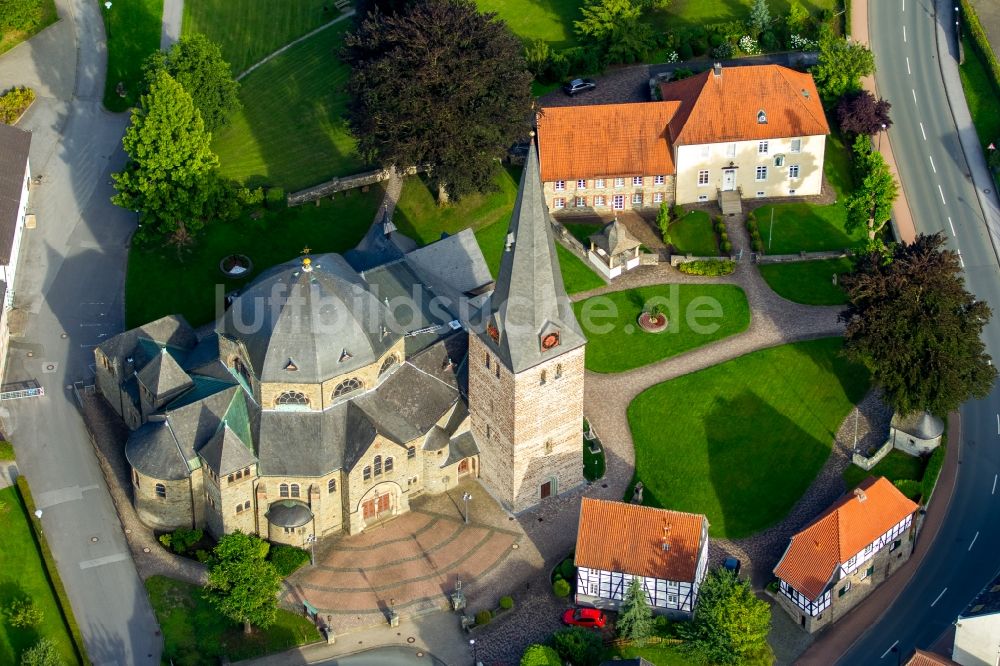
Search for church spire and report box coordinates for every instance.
[481,136,586,373]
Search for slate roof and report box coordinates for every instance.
[891,411,944,440]
[537,102,680,181]
[590,220,642,256]
[198,424,257,476]
[599,659,653,666]
[405,228,494,302]
[98,315,197,369]
[960,573,1000,619]
[218,254,400,384]
[576,498,707,582]
[136,347,194,399]
[362,260,454,355]
[479,140,587,374]
[443,430,479,467]
[265,500,313,528]
[161,383,242,465]
[659,64,829,145]
[344,207,418,272]
[0,123,30,265]
[125,419,190,481]
[773,477,919,600]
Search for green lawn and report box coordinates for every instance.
[475,0,581,48]
[0,0,58,55]
[182,0,335,75]
[753,202,863,254]
[825,131,855,198]
[211,21,364,191]
[604,642,694,665]
[843,450,926,493]
[758,258,853,305]
[0,486,78,665]
[627,338,870,538]
[101,0,163,112]
[654,0,837,30]
[669,210,717,256]
[564,222,604,247]
[146,575,320,665]
[0,439,13,460]
[958,34,1000,188]
[574,284,750,373]
[125,189,382,328]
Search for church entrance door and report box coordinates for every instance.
[362,492,391,521]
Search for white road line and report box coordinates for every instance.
[939,184,947,205]
[79,553,129,570]
[969,532,980,551]
[903,0,905,10]
[931,587,948,607]
[929,155,937,173]
[958,250,965,268]
[949,217,956,236]
[882,641,900,659]
[993,474,997,494]
[996,413,999,434]
[913,88,918,105]
[904,26,907,42]
[907,56,911,74]
[920,122,927,140]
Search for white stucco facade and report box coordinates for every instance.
[954,613,1000,666]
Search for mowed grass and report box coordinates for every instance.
[0,486,78,666]
[627,338,870,538]
[959,34,1000,190]
[759,257,853,305]
[146,575,320,665]
[125,189,382,328]
[182,0,334,75]
[211,21,365,191]
[574,284,750,373]
[0,0,58,55]
[670,210,717,256]
[475,0,581,48]
[101,0,163,112]
[753,202,863,254]
[843,450,927,493]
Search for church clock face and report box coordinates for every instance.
[487,323,500,343]
[541,331,560,350]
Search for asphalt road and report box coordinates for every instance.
[0,0,161,663]
[837,0,1000,662]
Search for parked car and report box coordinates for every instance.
[723,557,742,576]
[563,78,597,96]
[562,607,608,628]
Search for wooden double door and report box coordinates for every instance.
[362,492,391,521]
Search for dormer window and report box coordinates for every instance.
[487,322,500,343]
[284,359,298,372]
[757,109,767,124]
[541,331,560,351]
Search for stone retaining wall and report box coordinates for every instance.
[287,166,421,207]
[755,250,852,264]
[851,439,894,471]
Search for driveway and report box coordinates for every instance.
[0,0,161,663]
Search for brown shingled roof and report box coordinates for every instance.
[659,64,829,145]
[773,477,919,600]
[905,650,961,666]
[536,102,680,182]
[575,498,707,582]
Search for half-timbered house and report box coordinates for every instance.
[574,498,709,618]
[773,476,919,633]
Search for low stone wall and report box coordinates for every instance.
[287,165,421,207]
[755,250,852,264]
[639,252,659,266]
[669,254,732,266]
[851,439,893,471]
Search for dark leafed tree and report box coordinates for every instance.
[143,34,241,132]
[840,233,997,416]
[343,0,533,201]
[205,532,282,635]
[835,90,892,137]
[353,0,415,22]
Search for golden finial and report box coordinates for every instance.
[301,246,311,255]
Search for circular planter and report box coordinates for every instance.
[219,254,252,278]
[637,312,668,333]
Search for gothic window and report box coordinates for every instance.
[363,466,372,482]
[244,500,251,511]
[275,391,309,407]
[374,455,383,476]
[290,483,300,498]
[228,473,235,483]
[328,478,337,493]
[407,446,416,459]
[236,503,244,513]
[244,466,251,476]
[379,356,397,376]
[385,457,393,473]
[333,377,363,398]
[279,483,289,498]
[485,353,491,369]
[155,483,166,499]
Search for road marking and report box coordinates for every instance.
[929,155,937,173]
[949,217,956,236]
[904,26,907,42]
[969,532,980,550]
[79,553,129,570]
[882,641,899,659]
[939,184,947,205]
[932,587,948,607]
[906,56,911,74]
[902,0,905,11]
[920,122,927,140]
[993,474,997,494]
[913,88,918,105]
[996,413,999,434]
[34,484,101,509]
[958,250,965,268]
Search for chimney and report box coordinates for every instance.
[853,487,867,502]
[661,523,672,552]
[713,62,722,77]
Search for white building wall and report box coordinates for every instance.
[674,135,825,205]
[1,159,29,310]
[953,613,1000,666]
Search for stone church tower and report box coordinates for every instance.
[469,138,587,513]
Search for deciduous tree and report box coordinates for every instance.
[20,638,61,666]
[552,626,603,666]
[787,0,811,35]
[681,569,772,665]
[617,577,654,643]
[343,0,532,201]
[574,0,654,64]
[835,90,892,137]
[812,29,875,101]
[143,34,241,132]
[205,532,282,635]
[749,0,771,36]
[520,644,561,666]
[841,233,996,416]
[845,135,898,246]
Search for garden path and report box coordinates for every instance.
[235,10,355,81]
[160,0,183,50]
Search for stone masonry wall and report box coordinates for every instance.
[133,468,193,531]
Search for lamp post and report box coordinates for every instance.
[34,509,43,535]
[462,491,472,524]
[956,5,961,45]
[470,638,478,665]
[306,534,317,567]
[878,123,887,151]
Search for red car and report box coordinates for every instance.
[562,607,607,628]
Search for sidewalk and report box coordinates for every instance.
[796,413,962,664]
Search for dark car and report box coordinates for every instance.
[563,78,597,96]
[724,557,742,576]
[562,607,608,628]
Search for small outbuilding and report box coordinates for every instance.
[587,219,642,278]
[889,411,944,456]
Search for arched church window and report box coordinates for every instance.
[333,377,363,398]
[279,483,289,498]
[155,483,166,499]
[290,483,300,498]
[374,455,382,476]
[385,457,394,473]
[328,478,337,493]
[407,446,416,459]
[363,466,372,482]
[243,500,250,511]
[379,356,397,376]
[275,391,309,407]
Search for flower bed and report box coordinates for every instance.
[637,311,668,333]
[219,253,252,277]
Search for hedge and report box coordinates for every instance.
[15,476,89,665]
[921,437,948,504]
[961,0,1000,98]
[677,259,736,276]
[0,86,35,124]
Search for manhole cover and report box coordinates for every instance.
[90,536,98,542]
[512,543,519,549]
[26,351,33,357]
[417,652,424,657]
[60,333,67,339]
[43,363,57,373]
[407,637,416,644]
[125,529,132,534]
[142,547,150,553]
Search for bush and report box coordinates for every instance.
[269,543,311,577]
[752,238,765,253]
[7,598,43,628]
[715,221,727,234]
[553,626,604,666]
[237,186,264,206]
[678,42,693,60]
[545,50,570,83]
[563,46,603,76]
[709,33,724,47]
[0,1,46,33]
[719,231,729,243]
[195,549,212,564]
[673,67,695,80]
[475,609,493,626]
[521,644,561,666]
[678,259,736,276]
[499,595,514,610]
[760,30,779,51]
[265,187,285,209]
[169,527,203,554]
[766,580,780,592]
[721,240,733,254]
[553,579,571,598]
[524,39,551,77]
[19,638,61,666]
[0,86,35,124]
[921,443,947,502]
[691,38,707,55]
[558,558,576,581]
[712,42,734,59]
[672,204,686,219]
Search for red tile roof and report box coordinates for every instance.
[773,477,919,600]
[536,102,680,182]
[575,498,707,582]
[659,64,829,145]
[906,650,961,666]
